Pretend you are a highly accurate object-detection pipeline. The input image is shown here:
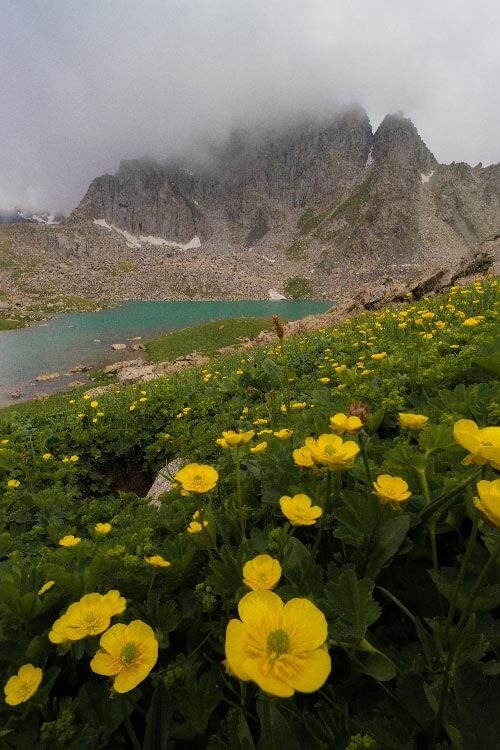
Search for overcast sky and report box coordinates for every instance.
[2,0,499,213]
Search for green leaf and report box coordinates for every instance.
[446,663,500,750]
[352,645,397,682]
[324,568,381,645]
[143,680,170,750]
[365,513,411,579]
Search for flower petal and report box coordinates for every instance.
[283,598,328,650]
[238,590,283,631]
[288,648,331,693]
[225,619,251,680]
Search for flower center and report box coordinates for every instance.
[323,444,337,456]
[84,612,104,634]
[120,642,138,666]
[266,629,290,658]
[193,474,202,484]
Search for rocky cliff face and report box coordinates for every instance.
[69,106,500,278]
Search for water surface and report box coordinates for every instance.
[0,300,331,404]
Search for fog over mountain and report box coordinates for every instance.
[2,0,500,213]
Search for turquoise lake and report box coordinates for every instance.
[0,300,331,404]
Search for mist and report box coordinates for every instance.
[2,0,499,213]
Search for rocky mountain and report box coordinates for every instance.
[0,209,64,225]
[1,107,499,309]
[70,108,500,264]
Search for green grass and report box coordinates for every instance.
[0,316,24,330]
[285,237,311,260]
[145,317,273,362]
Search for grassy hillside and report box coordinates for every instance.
[0,277,499,748]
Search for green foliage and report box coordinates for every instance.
[0,277,499,746]
[285,237,310,259]
[284,276,314,299]
[146,317,272,362]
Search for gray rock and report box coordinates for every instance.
[111,343,127,351]
[9,389,22,399]
[103,358,144,374]
[147,457,186,506]
[35,372,60,382]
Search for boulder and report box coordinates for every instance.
[68,364,89,373]
[9,389,22,399]
[147,457,186,507]
[35,372,60,382]
[103,358,144,374]
[111,343,127,351]
[84,384,120,397]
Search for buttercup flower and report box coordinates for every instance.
[58,534,81,547]
[463,317,480,327]
[279,493,322,526]
[42,453,53,460]
[250,441,267,454]
[95,522,112,535]
[243,555,281,590]
[38,580,55,595]
[319,377,331,384]
[225,590,331,697]
[49,590,126,644]
[187,510,209,534]
[474,479,500,527]
[398,413,428,430]
[453,419,500,470]
[291,402,307,410]
[373,475,411,510]
[304,434,360,470]
[144,554,171,568]
[174,463,219,493]
[273,429,293,440]
[371,352,387,360]
[4,664,43,706]
[293,446,315,468]
[329,413,363,435]
[6,479,20,489]
[221,429,255,446]
[90,620,158,693]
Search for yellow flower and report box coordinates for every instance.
[0,438,9,445]
[187,510,209,534]
[216,438,230,449]
[58,534,81,547]
[144,555,171,568]
[257,429,273,436]
[279,493,322,526]
[292,446,315,468]
[253,418,269,426]
[70,455,79,463]
[38,580,55,595]
[83,394,90,400]
[221,430,255,446]
[90,400,99,408]
[273,428,293,440]
[95,522,112,535]
[304,434,360,470]
[250,441,267,454]
[334,365,347,374]
[243,555,282,590]
[49,590,126,643]
[329,413,363,435]
[453,419,500,470]
[4,664,43,706]
[463,317,480,327]
[42,453,53,460]
[90,620,158,693]
[398,413,428,430]
[7,479,20,489]
[225,590,331,697]
[474,479,500,527]
[174,463,219,493]
[371,352,387,360]
[373,474,411,510]
[319,377,331,384]
[291,402,307,410]
[130,404,136,411]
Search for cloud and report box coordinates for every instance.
[1,0,499,212]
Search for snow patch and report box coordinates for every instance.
[365,147,373,168]
[421,170,434,184]
[268,289,287,300]
[260,255,276,264]
[93,220,201,250]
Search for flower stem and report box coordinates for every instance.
[261,695,275,750]
[123,715,141,750]
[431,536,500,748]
[234,446,245,542]
[442,510,479,645]
[417,467,438,572]
[359,431,372,489]
[299,471,333,589]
